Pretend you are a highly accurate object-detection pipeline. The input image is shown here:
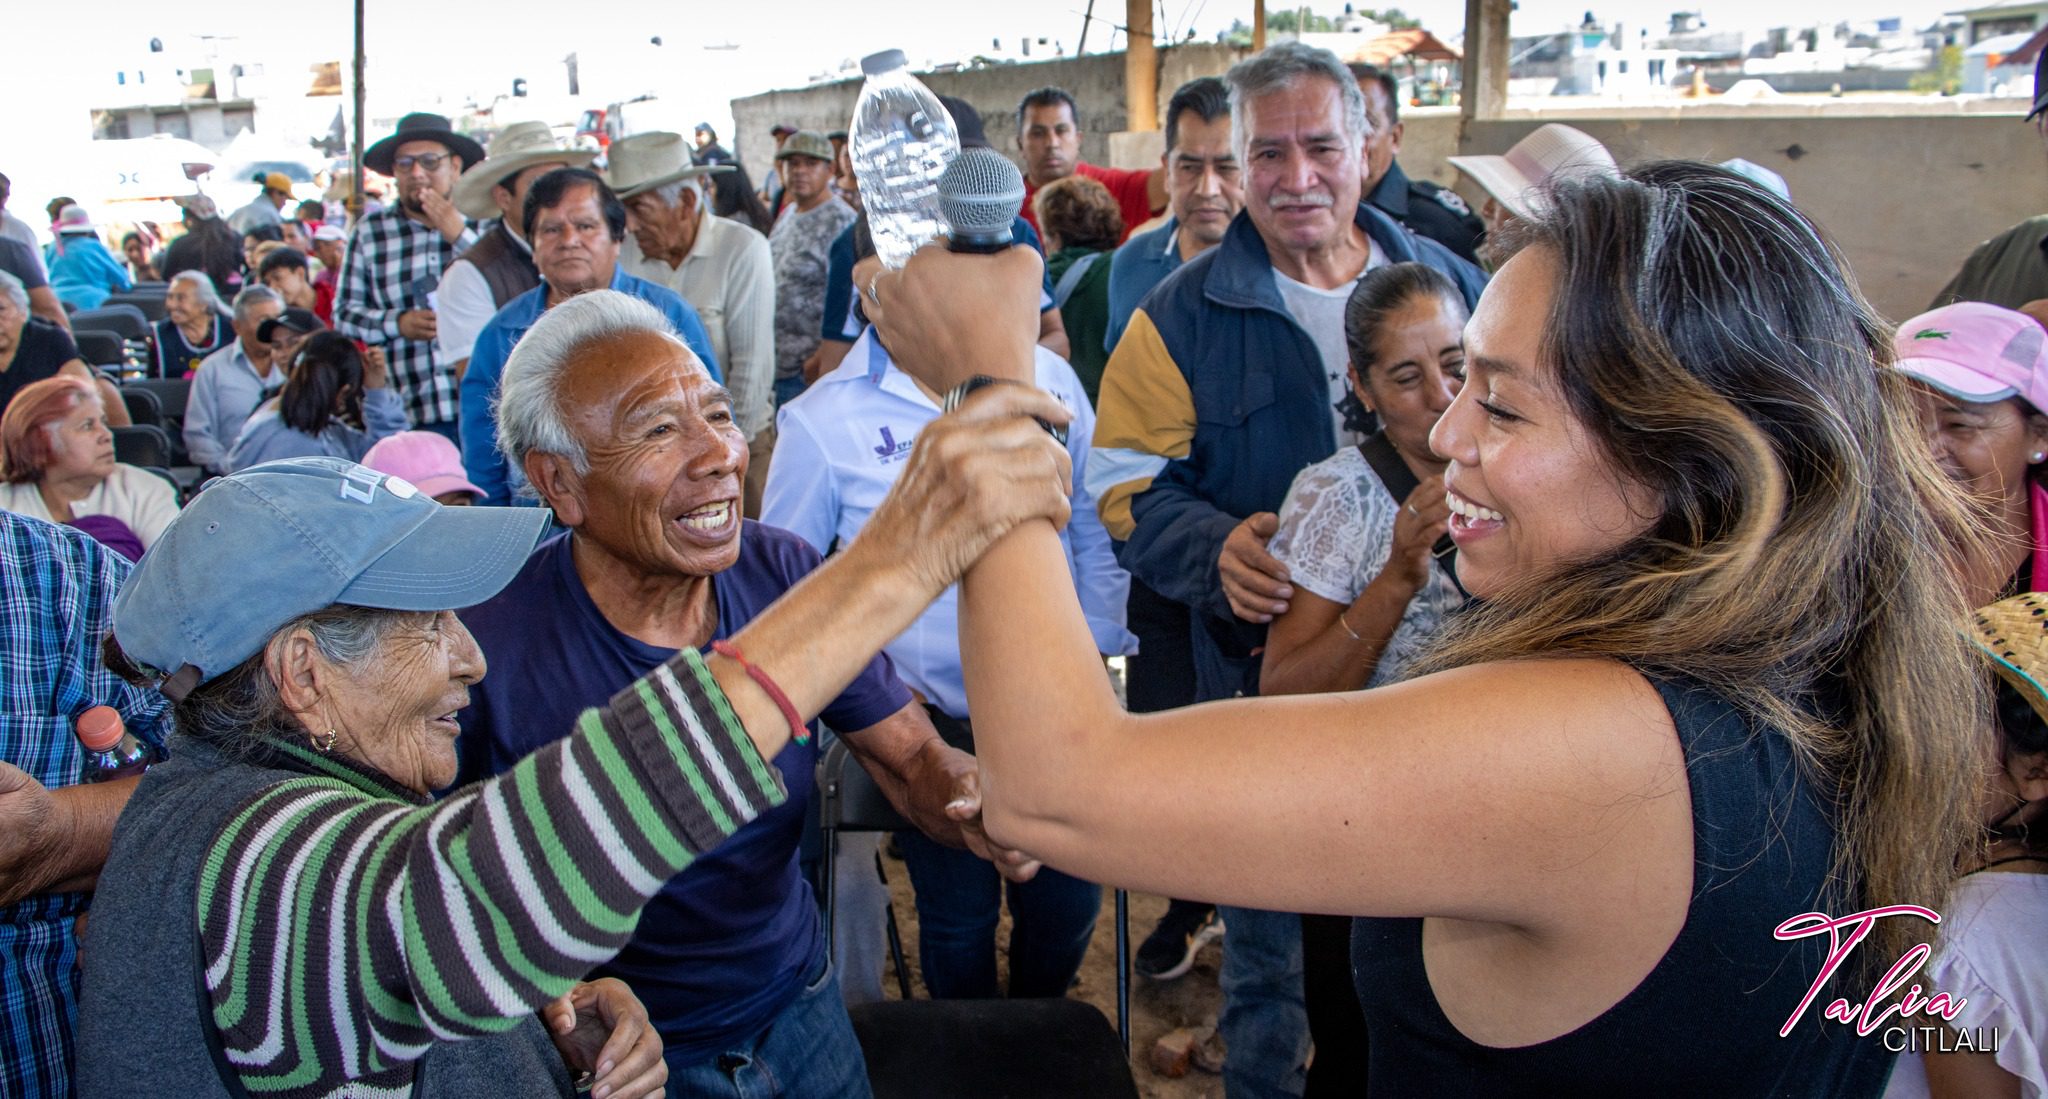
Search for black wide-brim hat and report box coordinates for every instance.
[364,112,487,176]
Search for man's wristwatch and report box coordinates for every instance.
[940,375,1068,445]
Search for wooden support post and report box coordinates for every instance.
[1126,0,1158,130]
[1460,0,1510,124]
[1253,0,1267,51]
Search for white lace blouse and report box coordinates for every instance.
[1265,447,1465,688]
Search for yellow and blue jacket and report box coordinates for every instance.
[1087,203,1485,700]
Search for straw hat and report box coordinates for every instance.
[1971,593,2048,723]
[449,121,597,219]
[1446,124,1618,221]
[604,132,734,199]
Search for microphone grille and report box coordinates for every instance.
[937,147,1026,238]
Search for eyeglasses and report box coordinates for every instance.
[391,153,451,174]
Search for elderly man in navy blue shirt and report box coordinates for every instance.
[454,290,1030,1098]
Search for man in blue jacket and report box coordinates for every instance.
[1087,41,1485,1099]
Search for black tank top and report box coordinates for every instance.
[1351,677,1897,1096]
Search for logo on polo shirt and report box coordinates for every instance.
[873,425,913,464]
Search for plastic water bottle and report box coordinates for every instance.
[849,49,961,269]
[76,706,157,783]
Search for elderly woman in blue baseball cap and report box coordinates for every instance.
[67,444,1069,1098]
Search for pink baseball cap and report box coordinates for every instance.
[1892,302,2048,410]
[362,431,485,502]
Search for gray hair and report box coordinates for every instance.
[0,270,26,312]
[1225,41,1372,164]
[495,290,688,495]
[232,284,283,326]
[170,269,226,315]
[650,177,707,211]
[103,605,416,766]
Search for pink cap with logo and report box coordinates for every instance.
[1892,302,2048,410]
[362,431,485,502]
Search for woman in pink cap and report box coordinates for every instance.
[1891,301,2048,606]
[362,429,484,506]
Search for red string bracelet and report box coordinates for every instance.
[710,640,810,746]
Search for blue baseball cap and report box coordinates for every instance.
[113,458,551,699]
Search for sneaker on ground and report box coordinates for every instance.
[1134,903,1225,981]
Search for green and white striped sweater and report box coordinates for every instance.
[195,648,784,1097]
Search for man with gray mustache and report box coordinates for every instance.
[1086,41,1485,1099]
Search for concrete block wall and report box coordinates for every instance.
[1404,109,2047,322]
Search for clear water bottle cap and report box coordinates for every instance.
[861,49,909,77]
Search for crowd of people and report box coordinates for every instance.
[0,36,2045,1099]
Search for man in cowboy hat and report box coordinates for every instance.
[612,131,777,514]
[769,131,855,407]
[334,111,486,441]
[434,120,595,381]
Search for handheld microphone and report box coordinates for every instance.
[938,147,1025,253]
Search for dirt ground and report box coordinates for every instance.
[876,856,1230,1098]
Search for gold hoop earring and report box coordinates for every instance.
[311,728,338,753]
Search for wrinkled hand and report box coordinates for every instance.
[903,743,1041,882]
[1383,476,1449,593]
[1220,513,1291,623]
[397,310,438,341]
[0,762,62,908]
[417,189,467,243]
[864,241,1042,393]
[545,979,665,1099]
[860,384,1073,598]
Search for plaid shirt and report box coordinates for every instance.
[333,205,478,425]
[0,514,168,1099]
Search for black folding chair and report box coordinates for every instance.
[70,306,150,342]
[101,291,167,322]
[118,385,163,428]
[818,737,917,998]
[73,329,126,368]
[111,424,172,468]
[818,740,1137,1098]
[123,377,192,422]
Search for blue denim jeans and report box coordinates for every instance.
[896,829,1101,999]
[662,954,872,1098]
[1217,905,1309,1099]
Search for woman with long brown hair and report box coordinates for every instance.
[770,158,1987,1092]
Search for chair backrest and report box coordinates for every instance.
[137,465,180,496]
[72,329,126,367]
[123,377,192,422]
[119,385,163,428]
[111,424,172,468]
[69,305,151,342]
[100,292,167,322]
[817,737,912,834]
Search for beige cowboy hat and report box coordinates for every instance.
[450,121,598,219]
[605,132,734,199]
